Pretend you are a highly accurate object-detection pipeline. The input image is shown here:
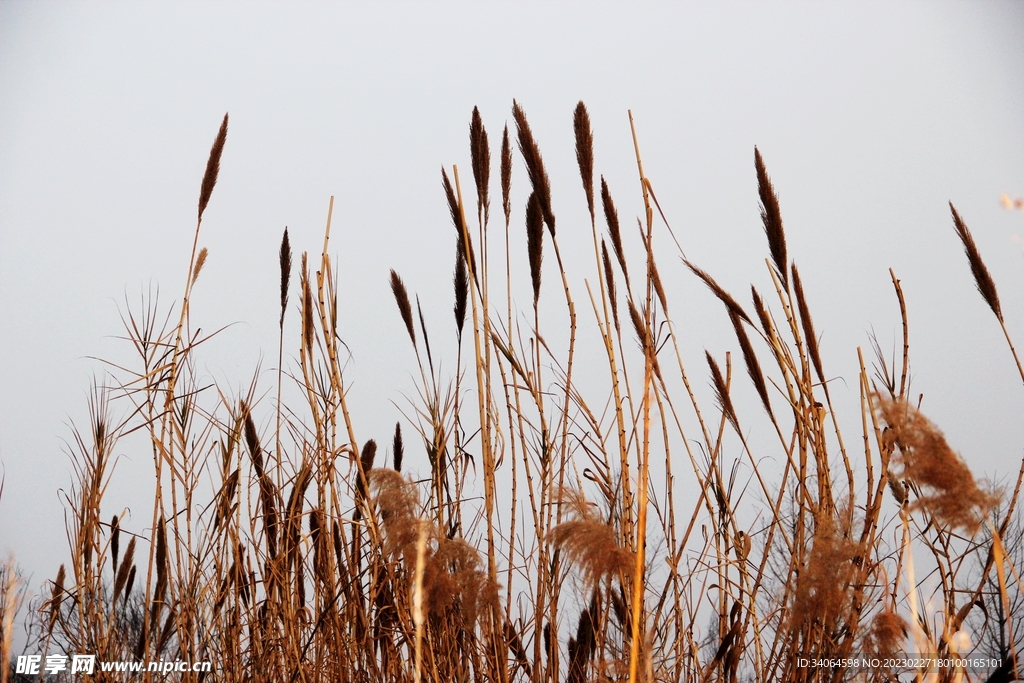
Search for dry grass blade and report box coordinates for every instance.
[730,310,773,418]
[754,146,787,289]
[526,191,544,306]
[601,176,630,288]
[574,101,595,221]
[950,202,1003,322]
[470,106,490,225]
[685,260,751,324]
[501,124,512,226]
[791,263,825,385]
[706,351,739,433]
[512,99,555,235]
[390,269,417,348]
[279,227,292,328]
[875,395,1000,533]
[198,113,228,222]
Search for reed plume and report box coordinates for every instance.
[512,100,555,235]
[198,113,228,222]
[602,239,620,330]
[191,247,208,285]
[791,263,824,385]
[706,351,739,433]
[390,269,416,348]
[453,244,468,340]
[685,260,751,324]
[443,166,476,280]
[279,227,291,328]
[875,395,999,533]
[526,191,544,306]
[950,202,1002,322]
[730,309,773,418]
[789,511,860,630]
[573,101,595,221]
[754,146,787,289]
[601,176,630,288]
[551,489,634,587]
[501,124,512,226]
[392,421,404,473]
[470,106,490,225]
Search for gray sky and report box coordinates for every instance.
[2,1,1023,609]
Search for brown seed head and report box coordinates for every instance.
[685,260,751,325]
[601,176,629,288]
[389,270,416,348]
[198,113,228,222]
[526,191,545,306]
[501,124,512,226]
[512,100,555,235]
[706,351,740,434]
[279,228,291,328]
[875,395,999,533]
[950,202,1003,322]
[791,264,825,385]
[469,106,490,225]
[754,146,788,289]
[573,101,595,221]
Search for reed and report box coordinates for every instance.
[9,103,1023,683]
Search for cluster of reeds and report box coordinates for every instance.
[7,104,1024,683]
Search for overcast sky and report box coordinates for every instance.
[2,1,1023,611]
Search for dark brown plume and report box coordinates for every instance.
[601,177,629,288]
[389,270,416,348]
[730,310,773,419]
[198,113,228,222]
[792,263,825,385]
[443,167,477,282]
[512,100,555,235]
[950,202,1003,322]
[470,107,490,226]
[754,147,787,289]
[707,351,740,434]
[685,260,751,324]
[392,422,404,473]
[453,243,468,340]
[526,191,545,306]
[279,228,291,328]
[501,124,512,227]
[573,101,595,222]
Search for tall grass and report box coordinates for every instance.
[7,103,1024,682]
